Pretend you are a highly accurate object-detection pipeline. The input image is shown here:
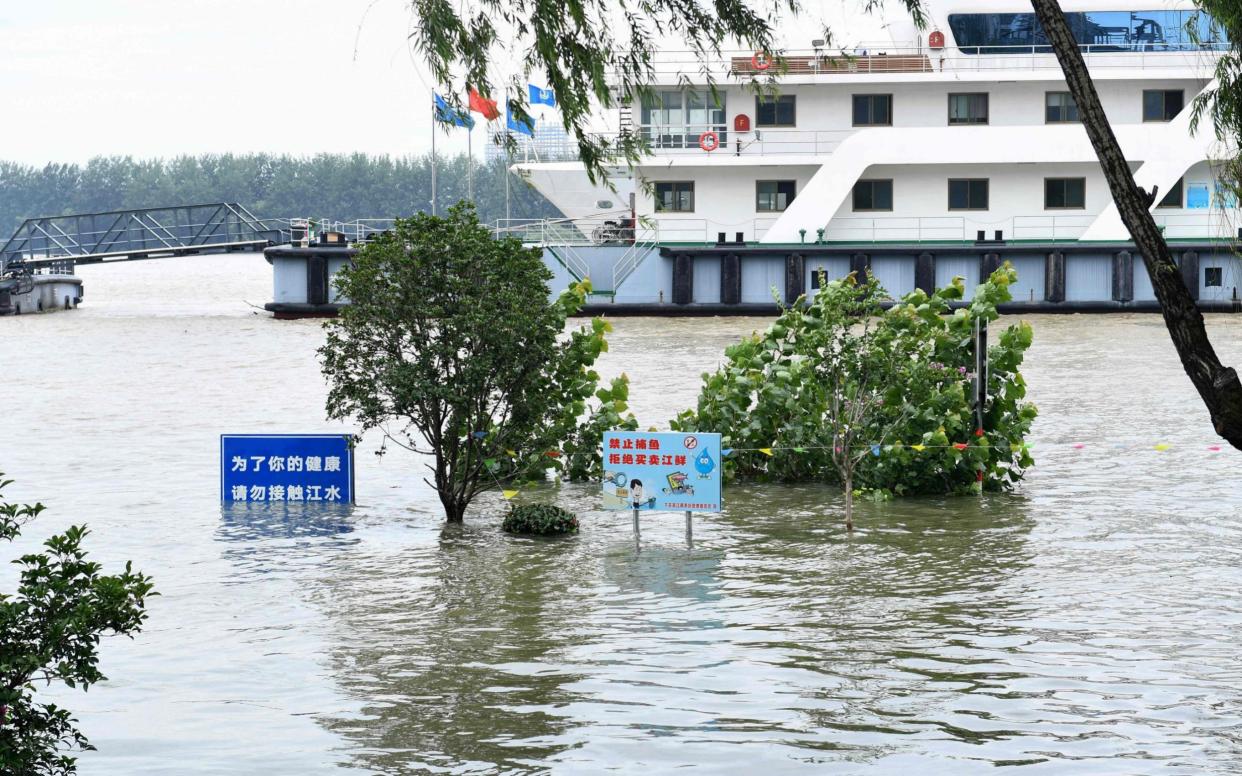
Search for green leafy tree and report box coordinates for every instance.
[672,267,1037,511]
[318,203,619,522]
[0,475,155,775]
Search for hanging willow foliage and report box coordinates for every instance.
[410,0,928,186]
[1190,2,1242,201]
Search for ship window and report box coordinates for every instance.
[1205,267,1223,287]
[654,181,695,212]
[852,94,892,126]
[949,179,989,210]
[1046,92,1081,123]
[947,10,1229,54]
[853,180,894,211]
[1045,178,1087,209]
[1157,178,1184,208]
[756,95,796,127]
[639,90,726,148]
[756,180,797,212]
[1143,90,1183,121]
[948,93,989,125]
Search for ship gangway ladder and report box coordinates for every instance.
[0,203,282,272]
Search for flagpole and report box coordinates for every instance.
[504,88,512,223]
[431,93,438,217]
[468,125,475,203]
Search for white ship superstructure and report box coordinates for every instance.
[514,0,1242,312]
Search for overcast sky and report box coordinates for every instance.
[0,0,896,166]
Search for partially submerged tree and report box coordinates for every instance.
[319,203,622,522]
[0,475,155,774]
[672,266,1038,522]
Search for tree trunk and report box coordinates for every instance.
[844,470,854,532]
[1030,0,1242,450]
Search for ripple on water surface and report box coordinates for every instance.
[2,255,1242,774]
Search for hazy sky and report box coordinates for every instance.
[0,0,896,165]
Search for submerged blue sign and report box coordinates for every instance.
[220,434,354,504]
[601,431,722,513]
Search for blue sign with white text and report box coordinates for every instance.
[220,434,355,504]
[601,431,722,513]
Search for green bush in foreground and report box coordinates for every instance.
[502,504,580,536]
[0,474,155,774]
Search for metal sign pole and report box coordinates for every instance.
[633,507,641,549]
[685,510,693,548]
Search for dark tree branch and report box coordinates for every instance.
[1030,0,1242,449]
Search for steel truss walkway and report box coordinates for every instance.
[0,203,281,270]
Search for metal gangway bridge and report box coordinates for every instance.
[0,203,286,273]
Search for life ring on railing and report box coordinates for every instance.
[751,52,771,71]
[698,131,720,152]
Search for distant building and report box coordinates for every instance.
[484,121,573,163]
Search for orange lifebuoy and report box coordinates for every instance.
[751,52,771,71]
[698,131,719,152]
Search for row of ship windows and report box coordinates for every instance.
[638,89,1185,140]
[844,90,1181,126]
[654,177,1195,213]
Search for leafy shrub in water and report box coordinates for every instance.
[670,265,1037,497]
[502,503,580,536]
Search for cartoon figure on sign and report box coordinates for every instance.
[662,471,694,495]
[694,448,715,479]
[629,479,656,509]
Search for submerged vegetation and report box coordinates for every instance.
[672,266,1037,509]
[319,204,632,523]
[502,503,580,536]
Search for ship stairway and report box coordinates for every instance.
[0,203,281,271]
[611,225,658,292]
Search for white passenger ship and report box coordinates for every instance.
[508,0,1241,313]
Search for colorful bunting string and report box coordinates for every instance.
[709,441,1227,455]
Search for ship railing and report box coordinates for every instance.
[1153,210,1242,240]
[822,217,968,243]
[618,41,1229,82]
[533,127,855,160]
[1012,214,1096,241]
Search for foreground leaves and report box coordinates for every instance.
[0,476,154,775]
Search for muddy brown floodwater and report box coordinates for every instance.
[2,253,1241,774]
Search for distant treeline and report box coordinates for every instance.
[0,153,564,237]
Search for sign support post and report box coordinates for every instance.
[685,510,693,547]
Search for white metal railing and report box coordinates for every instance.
[1154,210,1242,239]
[822,216,969,243]
[621,42,1229,82]
[529,127,855,160]
[1012,214,1096,241]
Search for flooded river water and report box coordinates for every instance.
[3,253,1242,774]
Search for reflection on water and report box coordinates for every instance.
[218,503,357,542]
[3,254,1242,773]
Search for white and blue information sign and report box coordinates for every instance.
[220,434,355,504]
[601,431,722,513]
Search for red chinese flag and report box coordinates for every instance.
[468,89,500,120]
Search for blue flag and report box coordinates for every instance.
[507,108,534,136]
[528,84,556,107]
[434,93,474,129]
